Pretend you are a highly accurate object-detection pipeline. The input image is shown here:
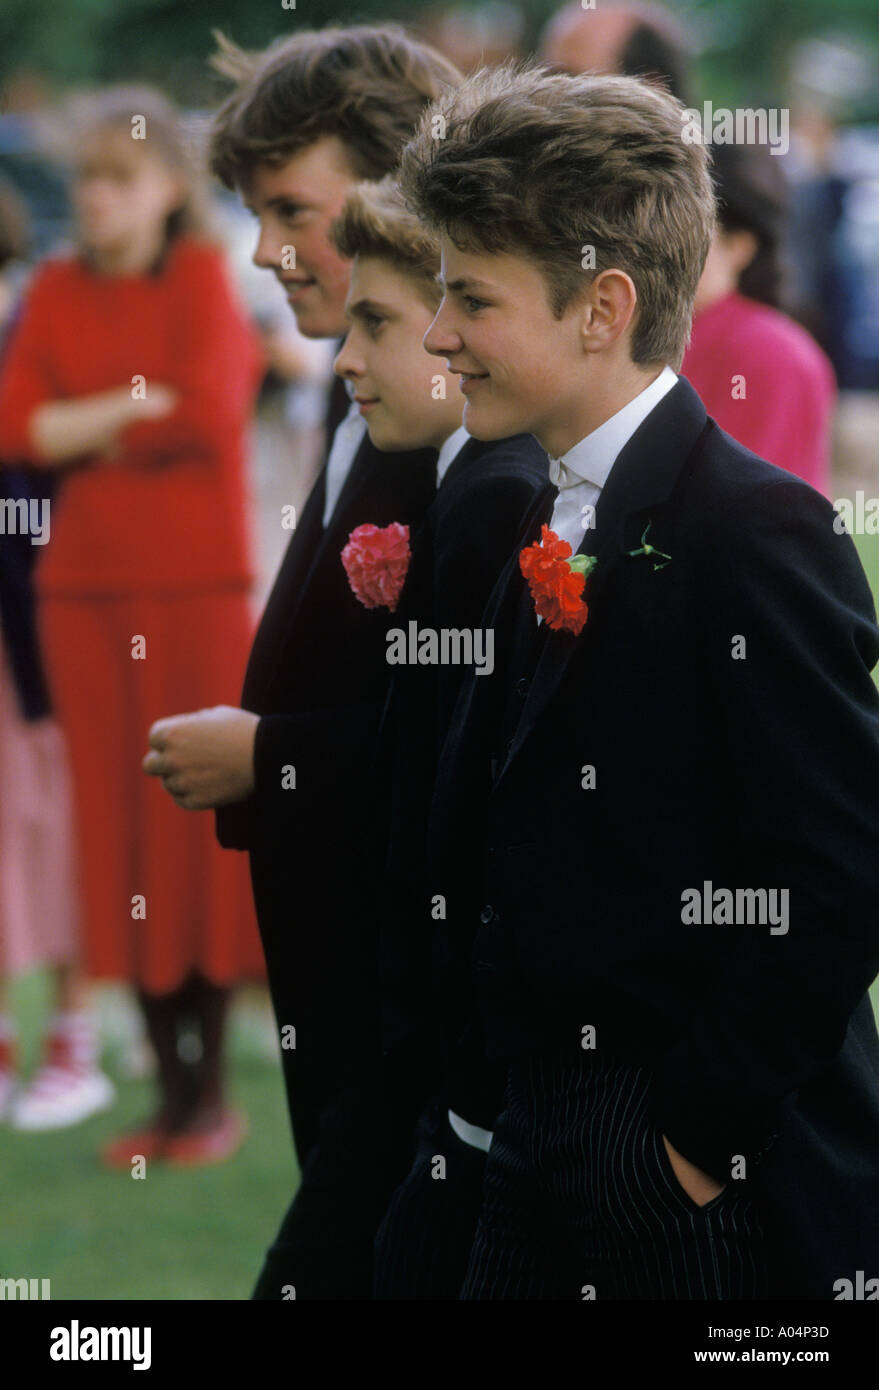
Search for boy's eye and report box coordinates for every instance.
[463,295,487,312]
[363,312,384,334]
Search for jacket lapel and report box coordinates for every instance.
[297,432,374,589]
[497,376,708,781]
[274,381,359,642]
[264,436,438,702]
[256,435,377,703]
[440,435,478,487]
[434,482,556,798]
[241,461,328,709]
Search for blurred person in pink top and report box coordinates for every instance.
[683,141,835,496]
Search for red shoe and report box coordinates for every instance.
[164,1110,248,1168]
[101,1127,168,1169]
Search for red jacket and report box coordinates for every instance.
[0,237,263,595]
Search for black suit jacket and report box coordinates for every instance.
[378,433,553,1068]
[216,430,436,1158]
[432,375,879,1294]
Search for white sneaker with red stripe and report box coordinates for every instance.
[9,1016,115,1131]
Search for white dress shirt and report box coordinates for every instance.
[448,1109,493,1152]
[547,365,678,553]
[435,425,471,487]
[322,394,368,528]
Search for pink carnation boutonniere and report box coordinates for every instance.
[519,525,596,635]
[341,522,411,612]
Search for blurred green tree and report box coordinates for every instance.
[0,0,876,113]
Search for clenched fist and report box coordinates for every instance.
[143,705,260,810]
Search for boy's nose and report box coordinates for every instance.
[423,304,461,357]
[252,225,280,270]
[333,334,362,379]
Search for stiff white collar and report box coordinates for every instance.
[436,425,472,487]
[548,365,678,490]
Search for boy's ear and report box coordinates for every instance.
[579,268,638,354]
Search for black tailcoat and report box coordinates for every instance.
[431,376,879,1296]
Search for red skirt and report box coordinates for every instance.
[37,590,266,994]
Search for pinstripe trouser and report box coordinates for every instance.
[461,1047,768,1300]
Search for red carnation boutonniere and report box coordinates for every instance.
[519,525,596,635]
[341,522,411,612]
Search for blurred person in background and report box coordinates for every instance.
[683,142,835,496]
[0,176,28,333]
[0,85,266,1168]
[0,177,114,1131]
[540,0,692,102]
[0,70,69,261]
[416,2,525,73]
[787,102,879,393]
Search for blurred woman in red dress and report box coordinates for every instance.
[0,86,266,1167]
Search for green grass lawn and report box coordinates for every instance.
[854,533,879,637]
[0,974,295,1300]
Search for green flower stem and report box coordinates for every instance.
[627,520,672,569]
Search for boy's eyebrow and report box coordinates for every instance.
[243,194,310,214]
[441,275,497,295]
[346,296,395,319]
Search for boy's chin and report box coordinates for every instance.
[463,400,525,442]
[290,299,346,341]
[367,423,430,454]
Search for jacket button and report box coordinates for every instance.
[479,904,495,924]
[515,677,529,698]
